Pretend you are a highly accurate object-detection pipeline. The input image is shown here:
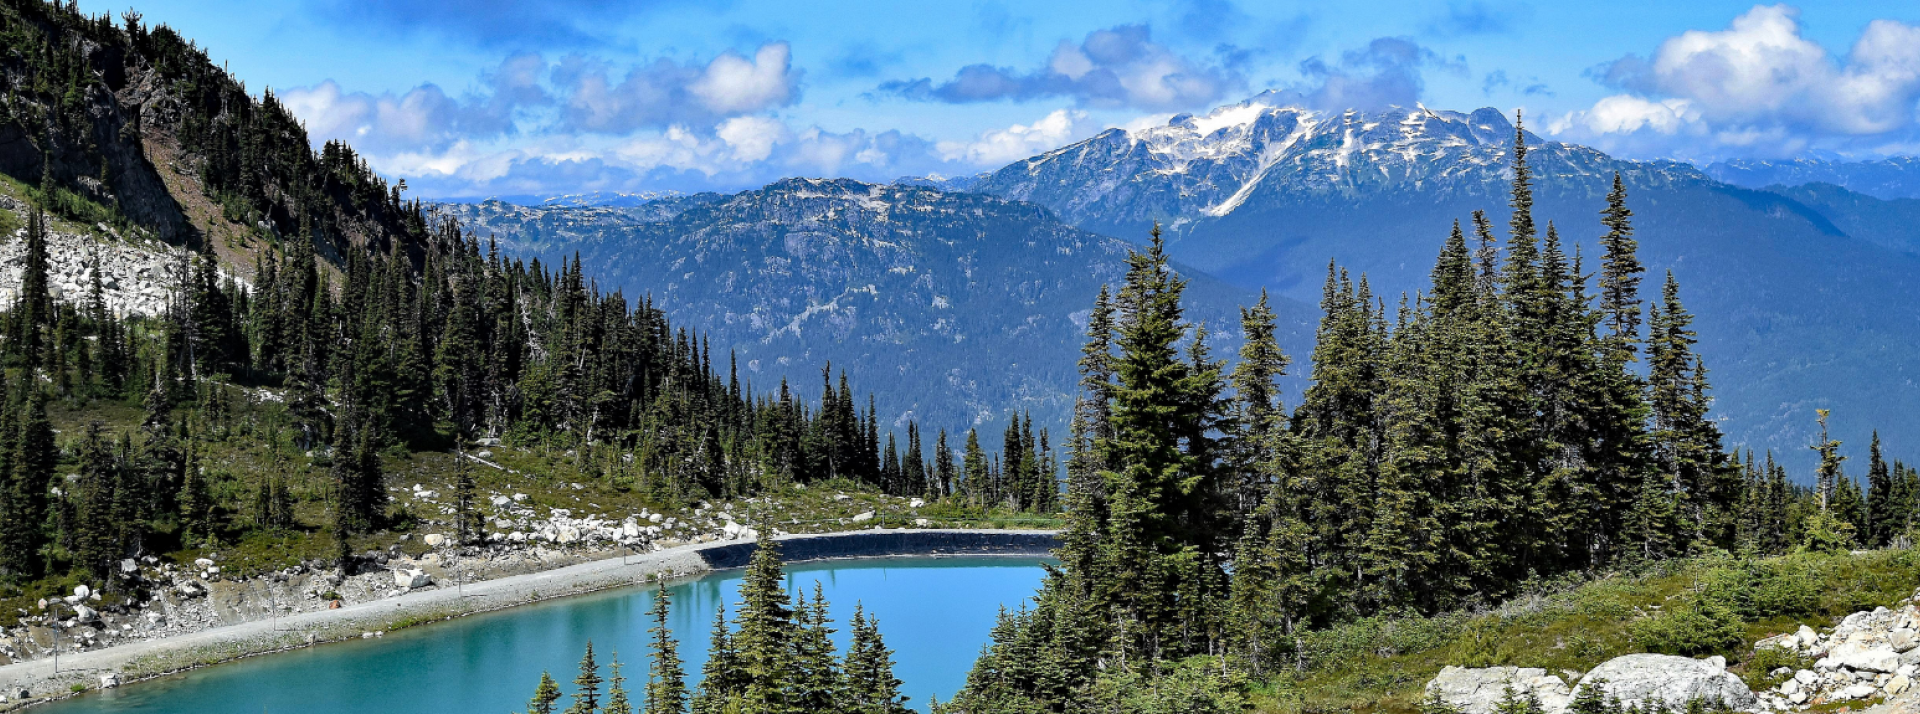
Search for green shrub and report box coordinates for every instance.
[1630,600,1743,656]
[1743,645,1813,689]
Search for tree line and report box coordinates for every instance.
[0,196,1061,585]
[947,122,1915,713]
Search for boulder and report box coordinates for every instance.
[1891,674,1913,695]
[394,569,431,589]
[852,511,875,523]
[1572,654,1754,712]
[1426,667,1572,714]
[1893,629,1919,653]
[1830,636,1902,673]
[423,534,447,547]
[1842,683,1877,700]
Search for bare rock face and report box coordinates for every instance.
[1426,666,1573,714]
[1572,655,1755,712]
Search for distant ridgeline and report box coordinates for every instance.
[945,125,1918,713]
[0,0,1058,591]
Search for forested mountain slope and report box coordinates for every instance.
[0,0,428,275]
[970,98,1920,467]
[437,179,1305,437]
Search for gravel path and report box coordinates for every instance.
[0,529,1057,710]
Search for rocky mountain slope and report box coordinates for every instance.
[0,0,429,278]
[437,178,1302,437]
[966,96,1920,468]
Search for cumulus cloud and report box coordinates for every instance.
[879,25,1240,111]
[391,122,959,198]
[281,53,548,154]
[936,109,1094,165]
[556,42,802,134]
[1553,5,1920,159]
[1261,37,1464,112]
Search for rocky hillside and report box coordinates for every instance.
[0,0,429,277]
[967,96,1920,468]
[437,178,1301,437]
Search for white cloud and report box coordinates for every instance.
[558,42,803,134]
[881,25,1240,111]
[1554,5,1920,159]
[716,116,790,162]
[937,109,1093,165]
[692,44,799,115]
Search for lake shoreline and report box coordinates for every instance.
[0,529,1059,711]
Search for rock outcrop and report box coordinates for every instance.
[1572,654,1755,712]
[1426,666,1572,714]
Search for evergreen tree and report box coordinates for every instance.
[792,584,843,712]
[844,605,910,714]
[647,587,688,714]
[1867,433,1896,547]
[564,642,603,714]
[605,657,634,714]
[528,672,562,714]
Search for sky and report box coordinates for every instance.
[92,1,1920,199]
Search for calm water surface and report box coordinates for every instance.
[42,555,1048,713]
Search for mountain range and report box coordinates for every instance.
[442,97,1920,470]
[436,179,1308,439]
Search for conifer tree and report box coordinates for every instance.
[646,587,688,714]
[844,605,910,714]
[564,641,602,714]
[1867,433,1896,547]
[178,436,212,547]
[604,657,634,714]
[1598,173,1645,351]
[528,672,562,714]
[792,584,843,712]
[733,531,795,713]
[692,607,741,714]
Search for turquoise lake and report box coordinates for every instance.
[40,555,1049,713]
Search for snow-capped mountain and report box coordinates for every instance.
[975,97,1711,238]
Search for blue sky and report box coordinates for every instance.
[97,1,1920,198]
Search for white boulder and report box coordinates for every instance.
[852,511,875,523]
[1425,666,1572,714]
[423,533,447,547]
[394,569,431,589]
[1571,654,1754,712]
[1830,636,1902,673]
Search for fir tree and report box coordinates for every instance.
[646,587,688,714]
[528,672,562,714]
